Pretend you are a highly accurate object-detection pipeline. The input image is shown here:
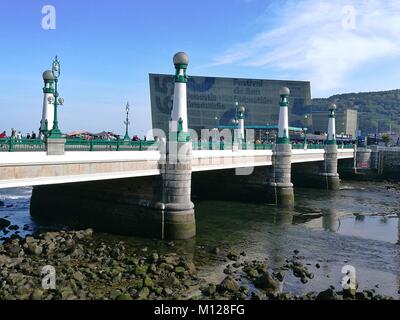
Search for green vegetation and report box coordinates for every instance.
[311,89,400,134]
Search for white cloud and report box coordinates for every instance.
[214,0,400,93]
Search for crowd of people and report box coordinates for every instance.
[0,129,44,141]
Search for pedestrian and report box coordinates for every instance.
[26,132,31,139]
[17,131,22,141]
[31,131,36,139]
[11,128,16,139]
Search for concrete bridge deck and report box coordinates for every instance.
[0,148,354,189]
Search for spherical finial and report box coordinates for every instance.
[238,106,245,113]
[279,87,290,96]
[42,70,55,81]
[330,103,337,111]
[173,52,189,66]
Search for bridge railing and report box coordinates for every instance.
[65,139,159,151]
[192,141,274,150]
[0,137,159,152]
[0,138,46,152]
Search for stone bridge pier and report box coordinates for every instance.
[160,140,195,239]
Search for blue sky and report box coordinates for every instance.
[1,0,400,136]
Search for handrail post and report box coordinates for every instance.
[90,140,93,151]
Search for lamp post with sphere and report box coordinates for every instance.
[326,103,337,145]
[303,114,308,145]
[237,105,246,143]
[124,102,131,141]
[48,56,64,138]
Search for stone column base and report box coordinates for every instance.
[318,173,340,190]
[162,204,196,240]
[46,138,66,155]
[269,182,294,208]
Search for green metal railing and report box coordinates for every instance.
[192,141,273,150]
[307,144,326,149]
[65,139,159,152]
[292,144,306,149]
[0,137,354,153]
[0,137,158,152]
[0,138,46,152]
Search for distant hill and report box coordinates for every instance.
[310,89,400,134]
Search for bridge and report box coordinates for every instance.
[0,146,354,189]
[1,52,362,240]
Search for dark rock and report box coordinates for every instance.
[0,200,4,207]
[110,289,122,299]
[163,288,173,296]
[179,260,196,275]
[8,225,19,231]
[316,289,340,300]
[218,276,240,293]
[150,253,159,263]
[117,293,133,300]
[254,272,278,292]
[30,289,43,300]
[227,251,240,261]
[315,263,320,269]
[0,254,12,267]
[301,277,308,284]
[343,288,357,299]
[73,271,85,282]
[244,267,258,278]
[134,264,149,276]
[174,266,185,276]
[144,276,153,288]
[0,218,11,230]
[27,243,43,256]
[163,275,180,287]
[138,287,150,300]
[202,284,217,296]
[251,290,264,300]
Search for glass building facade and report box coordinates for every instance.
[149,74,312,135]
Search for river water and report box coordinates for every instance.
[1,180,400,298]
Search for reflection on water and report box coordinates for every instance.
[0,181,400,297]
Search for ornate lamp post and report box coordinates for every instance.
[124,102,131,141]
[303,114,308,145]
[48,56,64,138]
[237,105,246,142]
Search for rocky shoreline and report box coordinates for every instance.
[0,229,396,300]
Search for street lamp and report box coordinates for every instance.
[303,114,308,145]
[124,102,131,141]
[48,56,64,138]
